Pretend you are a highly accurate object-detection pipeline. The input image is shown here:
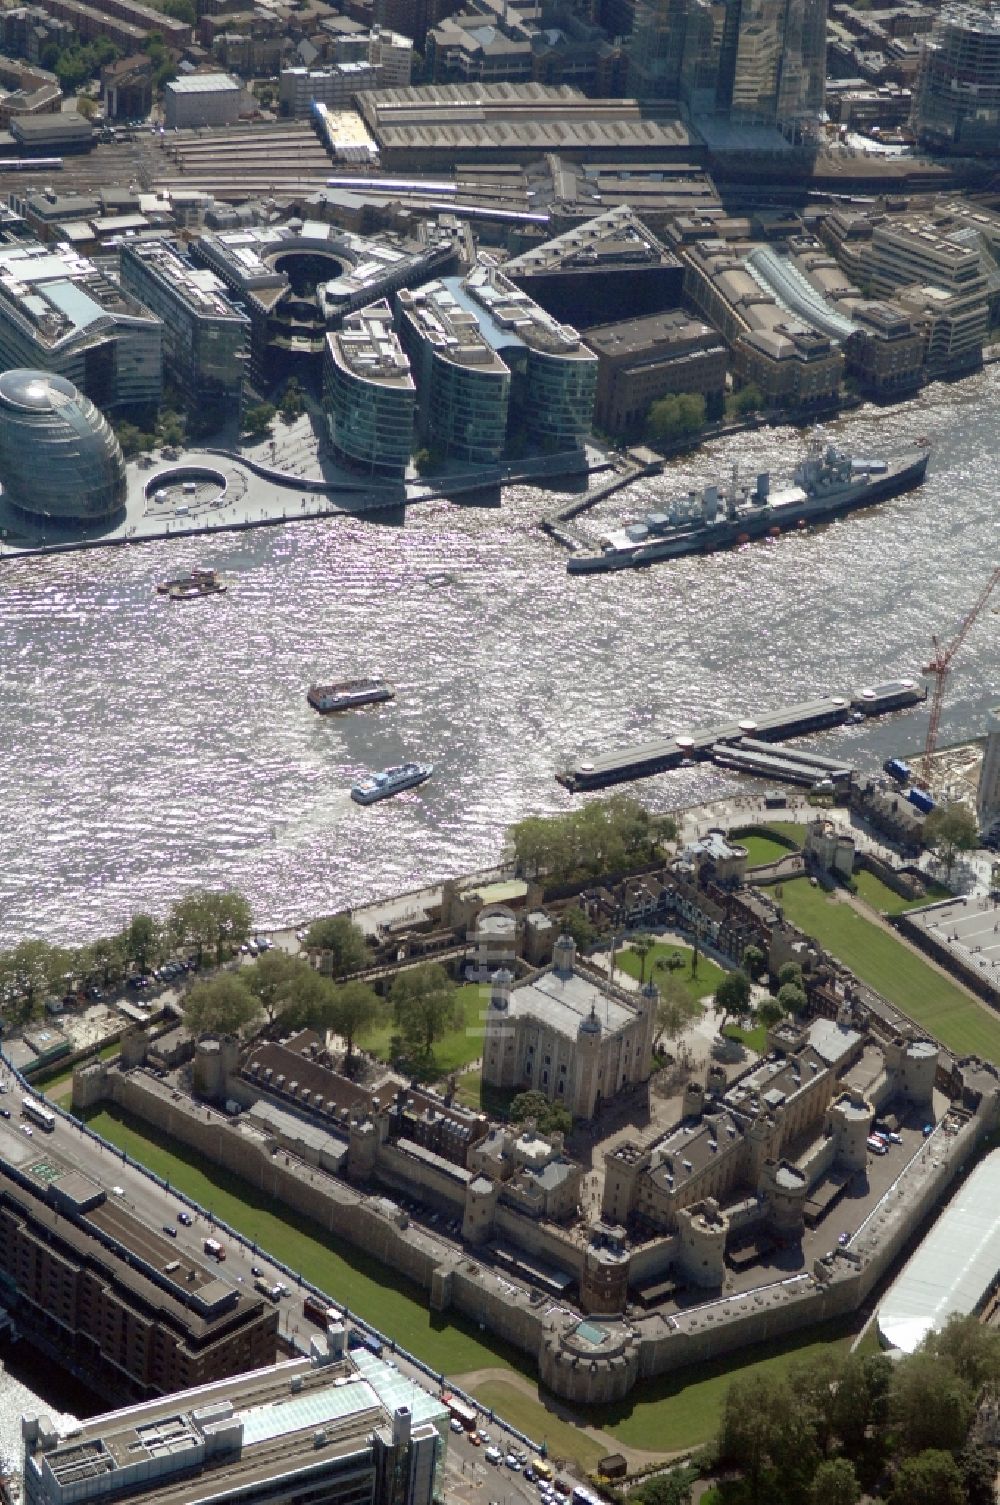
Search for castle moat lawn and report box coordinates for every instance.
[80,1103,865,1462]
[776,877,1000,1064]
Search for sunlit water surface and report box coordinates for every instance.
[0,375,996,946]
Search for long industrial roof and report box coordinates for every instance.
[876,1148,1000,1353]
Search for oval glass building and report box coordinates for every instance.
[0,369,127,523]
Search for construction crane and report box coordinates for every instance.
[922,564,1000,774]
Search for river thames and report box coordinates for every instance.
[0,370,996,948]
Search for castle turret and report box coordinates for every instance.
[759,1158,807,1240]
[682,1080,706,1121]
[575,1004,603,1119]
[462,1174,498,1244]
[552,933,577,976]
[828,1089,872,1173]
[746,1110,782,1180]
[676,1198,728,1288]
[885,1034,938,1109]
[490,967,512,1012]
[580,1222,630,1314]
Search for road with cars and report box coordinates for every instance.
[442,1418,559,1505]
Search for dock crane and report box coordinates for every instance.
[921,564,1000,774]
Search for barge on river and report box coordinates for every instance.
[307,679,395,714]
[155,569,226,600]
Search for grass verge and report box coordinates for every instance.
[739,835,797,867]
[599,1319,856,1452]
[852,870,951,916]
[724,1022,768,1053]
[467,1381,605,1471]
[360,983,489,1078]
[79,1103,531,1378]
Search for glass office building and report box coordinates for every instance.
[397,282,510,465]
[120,239,249,426]
[324,300,416,476]
[0,368,126,523]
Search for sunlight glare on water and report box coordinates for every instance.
[0,373,997,946]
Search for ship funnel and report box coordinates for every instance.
[756,473,770,499]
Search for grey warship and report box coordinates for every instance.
[567,433,930,574]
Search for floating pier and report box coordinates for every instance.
[557,680,926,792]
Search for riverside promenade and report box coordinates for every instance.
[0,411,610,561]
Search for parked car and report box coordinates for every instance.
[866,1136,887,1155]
[163,1224,177,1238]
[485,1448,502,1465]
[450,1420,465,1436]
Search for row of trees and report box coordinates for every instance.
[114,406,187,460]
[708,1313,999,1505]
[0,889,253,1027]
[183,955,462,1067]
[509,797,675,884]
[712,958,808,1037]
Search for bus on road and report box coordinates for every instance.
[22,1096,55,1131]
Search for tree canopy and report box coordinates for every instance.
[0,940,73,1024]
[243,949,322,1031]
[742,943,767,981]
[122,913,161,975]
[243,402,275,439]
[923,801,980,878]
[559,905,598,951]
[509,796,672,882]
[808,1457,859,1505]
[777,980,808,1016]
[313,979,385,1065]
[654,975,703,1050]
[630,933,655,983]
[645,392,706,444]
[184,972,260,1039]
[889,1449,965,1505]
[303,915,369,977]
[711,1318,995,1505]
[508,1089,572,1137]
[714,969,752,1031]
[390,964,460,1060]
[169,889,252,966]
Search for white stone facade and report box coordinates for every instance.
[482,935,657,1120]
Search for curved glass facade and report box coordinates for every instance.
[323,307,416,477]
[0,369,127,522]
